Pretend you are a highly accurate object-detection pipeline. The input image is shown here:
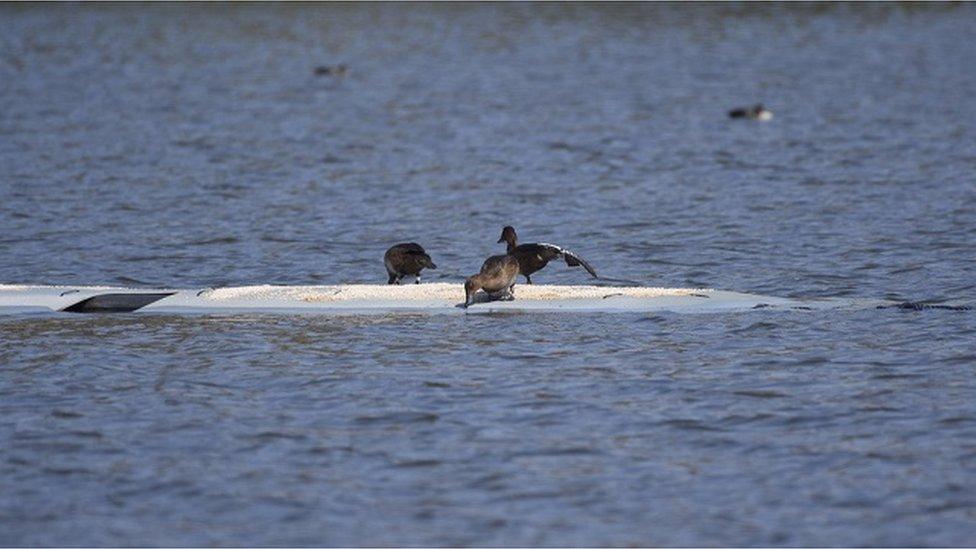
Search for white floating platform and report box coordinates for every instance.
[0,284,890,315]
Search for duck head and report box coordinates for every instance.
[463,276,482,308]
[498,226,518,249]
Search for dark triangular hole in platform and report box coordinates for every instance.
[62,293,176,313]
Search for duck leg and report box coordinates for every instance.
[415,275,421,284]
[524,274,532,284]
[387,273,398,285]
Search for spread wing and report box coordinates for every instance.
[536,243,598,278]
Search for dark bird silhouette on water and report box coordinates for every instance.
[314,64,348,77]
[497,226,598,284]
[384,243,436,285]
[728,103,773,120]
[464,254,520,308]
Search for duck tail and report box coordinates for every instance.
[562,250,598,278]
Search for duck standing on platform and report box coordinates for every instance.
[463,254,520,308]
[496,226,598,284]
[384,243,437,284]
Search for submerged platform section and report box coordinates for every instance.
[0,283,888,316]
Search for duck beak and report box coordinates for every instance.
[497,236,505,243]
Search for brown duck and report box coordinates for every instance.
[497,226,598,284]
[384,243,437,284]
[463,254,520,308]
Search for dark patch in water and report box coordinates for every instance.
[50,409,83,419]
[355,412,440,424]
[879,302,973,311]
[733,389,788,399]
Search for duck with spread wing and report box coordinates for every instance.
[496,226,598,284]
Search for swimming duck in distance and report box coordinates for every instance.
[497,226,598,284]
[464,254,520,308]
[728,104,773,121]
[384,243,437,284]
[314,64,348,77]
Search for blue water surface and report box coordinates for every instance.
[1,3,975,546]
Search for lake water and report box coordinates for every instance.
[1,3,975,546]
